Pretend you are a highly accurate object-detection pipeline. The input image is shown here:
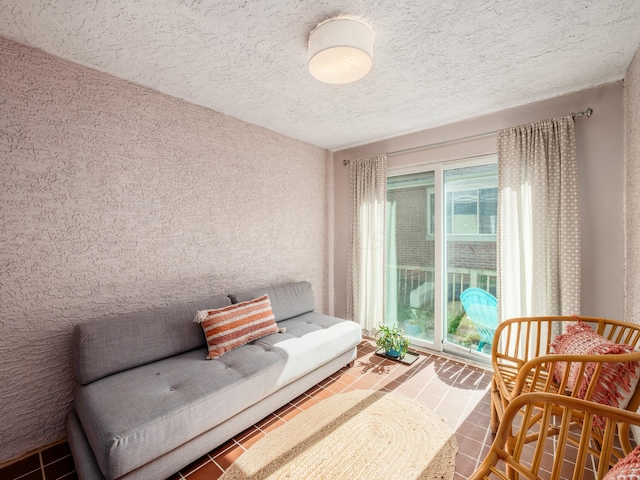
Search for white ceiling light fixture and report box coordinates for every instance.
[308,18,373,84]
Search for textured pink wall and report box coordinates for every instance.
[625,45,640,323]
[0,37,333,463]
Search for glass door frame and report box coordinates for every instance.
[387,153,497,359]
[387,163,443,352]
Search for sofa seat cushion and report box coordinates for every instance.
[252,312,361,388]
[74,313,360,480]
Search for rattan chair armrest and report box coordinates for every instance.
[470,392,640,480]
[498,351,640,400]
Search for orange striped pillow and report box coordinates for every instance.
[194,294,279,360]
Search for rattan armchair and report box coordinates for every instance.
[470,392,640,480]
[491,316,640,453]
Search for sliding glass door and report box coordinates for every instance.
[386,171,438,348]
[386,157,497,357]
[443,163,497,354]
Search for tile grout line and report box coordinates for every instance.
[38,451,45,480]
[457,377,492,431]
[404,356,434,400]
[42,454,73,470]
[11,464,42,480]
[474,388,494,470]
[181,457,211,479]
[55,471,77,480]
[363,356,408,392]
[211,457,224,475]
[204,439,245,477]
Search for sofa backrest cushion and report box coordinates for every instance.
[73,295,231,385]
[229,281,315,322]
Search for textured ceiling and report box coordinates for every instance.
[1,1,640,151]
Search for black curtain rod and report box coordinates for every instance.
[343,107,593,165]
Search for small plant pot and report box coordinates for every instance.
[376,324,409,360]
[386,347,401,358]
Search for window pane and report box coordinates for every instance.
[386,171,436,343]
[479,187,498,234]
[444,164,497,354]
[428,191,435,236]
[445,192,452,234]
[452,190,477,234]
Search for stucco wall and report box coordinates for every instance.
[335,84,625,321]
[625,45,640,323]
[0,37,333,463]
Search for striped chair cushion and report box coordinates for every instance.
[194,294,279,359]
[550,319,640,427]
[604,444,640,479]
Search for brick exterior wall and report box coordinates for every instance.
[389,187,431,266]
[389,187,496,271]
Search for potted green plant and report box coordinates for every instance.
[376,323,410,359]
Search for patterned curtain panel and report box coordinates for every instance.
[347,154,388,335]
[497,116,580,321]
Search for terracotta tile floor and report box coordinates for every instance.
[0,339,603,480]
[1,440,77,480]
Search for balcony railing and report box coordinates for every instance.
[396,264,497,309]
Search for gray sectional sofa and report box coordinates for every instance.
[66,281,361,480]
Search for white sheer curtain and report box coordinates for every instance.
[385,200,398,325]
[498,115,580,321]
[347,154,388,335]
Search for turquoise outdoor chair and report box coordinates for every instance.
[460,288,498,351]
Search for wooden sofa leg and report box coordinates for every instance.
[347,360,355,368]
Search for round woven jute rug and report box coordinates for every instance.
[219,389,458,480]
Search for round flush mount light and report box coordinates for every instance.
[308,18,373,84]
